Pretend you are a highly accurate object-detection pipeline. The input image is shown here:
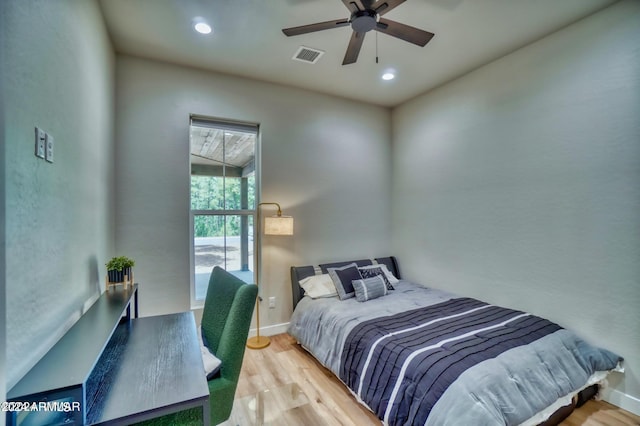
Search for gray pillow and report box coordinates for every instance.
[327,263,362,300]
[352,276,388,302]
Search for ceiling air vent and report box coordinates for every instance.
[292,46,325,64]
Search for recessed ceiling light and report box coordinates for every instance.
[195,23,211,34]
[193,17,212,35]
[382,72,395,81]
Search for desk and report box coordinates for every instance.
[7,287,209,426]
[7,285,139,425]
[86,312,210,425]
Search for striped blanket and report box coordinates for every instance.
[339,297,618,425]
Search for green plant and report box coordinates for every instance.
[106,255,136,272]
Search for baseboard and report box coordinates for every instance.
[249,322,289,338]
[601,387,640,416]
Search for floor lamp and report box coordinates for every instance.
[246,202,294,350]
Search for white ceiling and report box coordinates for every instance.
[98,0,616,107]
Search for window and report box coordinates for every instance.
[189,116,258,307]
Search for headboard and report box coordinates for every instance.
[290,256,401,309]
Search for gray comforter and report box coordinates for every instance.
[288,280,622,425]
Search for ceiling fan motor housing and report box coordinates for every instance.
[351,10,377,33]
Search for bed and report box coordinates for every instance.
[287,256,623,426]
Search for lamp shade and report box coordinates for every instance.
[264,215,294,235]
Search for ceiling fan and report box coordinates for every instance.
[282,0,435,65]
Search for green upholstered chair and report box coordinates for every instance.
[135,266,257,426]
[203,266,257,424]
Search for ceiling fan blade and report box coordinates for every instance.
[342,0,364,13]
[371,0,406,16]
[282,19,350,37]
[342,31,366,65]
[375,18,434,46]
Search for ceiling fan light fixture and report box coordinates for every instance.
[351,10,377,33]
[382,71,396,81]
[193,17,212,35]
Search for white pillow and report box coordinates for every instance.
[299,274,338,298]
[359,264,399,284]
[199,331,221,379]
[201,344,221,379]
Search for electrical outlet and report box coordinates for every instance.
[35,127,45,158]
[268,297,276,309]
[45,133,54,163]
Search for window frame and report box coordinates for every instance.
[188,115,260,309]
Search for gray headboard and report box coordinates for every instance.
[290,256,401,309]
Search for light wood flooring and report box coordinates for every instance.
[221,333,639,426]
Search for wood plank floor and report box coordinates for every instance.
[221,333,639,426]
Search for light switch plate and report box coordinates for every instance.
[35,127,45,158]
[45,133,54,163]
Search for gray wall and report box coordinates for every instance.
[392,0,640,405]
[114,56,392,326]
[2,0,115,388]
[0,2,6,419]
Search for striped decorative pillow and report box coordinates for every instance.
[352,276,388,302]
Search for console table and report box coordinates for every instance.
[6,286,210,425]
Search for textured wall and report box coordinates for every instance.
[114,56,392,326]
[392,0,640,407]
[3,0,115,388]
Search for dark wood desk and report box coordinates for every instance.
[6,287,209,425]
[7,285,139,425]
[86,312,210,425]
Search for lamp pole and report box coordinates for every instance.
[246,202,293,350]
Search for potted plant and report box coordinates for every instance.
[106,255,135,284]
